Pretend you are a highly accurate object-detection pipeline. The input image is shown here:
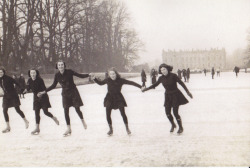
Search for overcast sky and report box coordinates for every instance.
[120,0,250,64]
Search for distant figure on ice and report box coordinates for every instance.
[177,69,182,79]
[233,66,240,77]
[23,69,59,135]
[150,68,157,85]
[182,69,187,82]
[141,69,147,87]
[142,64,193,134]
[12,74,19,93]
[211,67,215,79]
[18,73,26,98]
[216,68,220,77]
[186,68,190,83]
[203,68,207,76]
[91,67,142,136]
[38,60,90,137]
[0,67,29,133]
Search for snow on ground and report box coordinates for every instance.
[0,72,249,166]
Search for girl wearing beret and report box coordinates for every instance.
[38,60,90,136]
[0,67,29,133]
[91,67,142,136]
[143,64,193,134]
[24,69,59,135]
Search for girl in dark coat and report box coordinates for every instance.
[38,60,90,136]
[141,69,147,87]
[91,67,142,136]
[0,67,29,133]
[24,69,59,135]
[142,64,193,134]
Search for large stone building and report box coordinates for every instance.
[162,48,226,71]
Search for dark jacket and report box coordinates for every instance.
[27,77,51,110]
[0,75,21,108]
[94,77,141,109]
[46,69,89,108]
[146,73,189,107]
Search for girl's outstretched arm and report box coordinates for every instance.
[72,70,89,78]
[121,78,141,88]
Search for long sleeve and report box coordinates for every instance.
[175,74,189,93]
[121,78,141,88]
[46,75,58,92]
[72,70,89,78]
[40,78,47,91]
[94,78,107,85]
[146,77,162,90]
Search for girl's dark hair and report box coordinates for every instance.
[55,60,66,69]
[158,63,173,74]
[107,67,121,79]
[0,66,6,75]
[28,69,40,78]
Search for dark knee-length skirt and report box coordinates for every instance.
[164,89,188,107]
[33,94,51,110]
[104,93,127,110]
[62,88,83,108]
[2,94,21,108]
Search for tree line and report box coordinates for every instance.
[0,0,143,73]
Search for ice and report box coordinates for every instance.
[0,72,249,166]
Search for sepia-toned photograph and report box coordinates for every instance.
[0,0,249,167]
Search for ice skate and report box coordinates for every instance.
[177,119,183,134]
[107,124,113,136]
[24,118,29,129]
[125,124,131,135]
[63,126,72,137]
[2,127,11,133]
[170,123,176,133]
[53,117,60,125]
[81,119,87,129]
[31,128,40,135]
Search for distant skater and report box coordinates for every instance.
[0,67,29,133]
[24,69,59,135]
[186,68,190,83]
[141,69,147,87]
[182,69,187,82]
[150,68,157,85]
[216,68,220,77]
[211,67,215,79]
[177,69,182,79]
[18,73,26,98]
[142,64,193,134]
[91,67,142,136]
[38,60,90,136]
[203,68,207,76]
[233,66,240,77]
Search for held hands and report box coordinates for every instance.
[141,86,147,92]
[37,91,46,98]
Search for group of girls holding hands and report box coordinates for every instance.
[0,60,192,137]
